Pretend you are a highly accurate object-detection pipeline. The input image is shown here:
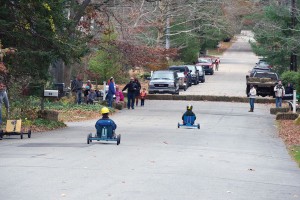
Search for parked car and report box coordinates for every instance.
[169,66,192,87]
[195,65,205,83]
[148,70,180,94]
[176,72,188,91]
[185,65,199,85]
[196,57,215,75]
[249,60,272,76]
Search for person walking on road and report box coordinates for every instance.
[134,78,141,106]
[248,84,256,112]
[122,77,137,109]
[274,80,285,108]
[140,88,147,106]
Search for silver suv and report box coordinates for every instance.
[148,70,179,94]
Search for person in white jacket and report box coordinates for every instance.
[248,84,256,112]
[274,80,285,108]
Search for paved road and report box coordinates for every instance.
[1,100,300,200]
[182,33,258,97]
[1,33,300,200]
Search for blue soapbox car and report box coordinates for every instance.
[178,116,200,129]
[87,125,121,145]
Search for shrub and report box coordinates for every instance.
[281,71,300,92]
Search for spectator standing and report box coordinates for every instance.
[274,80,285,108]
[75,76,83,104]
[71,76,77,97]
[140,88,147,106]
[134,78,141,106]
[248,84,256,112]
[84,80,92,103]
[0,82,9,125]
[285,82,294,94]
[122,77,137,109]
[215,58,220,71]
[107,77,116,107]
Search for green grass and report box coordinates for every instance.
[290,146,300,167]
[32,118,66,130]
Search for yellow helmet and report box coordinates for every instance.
[101,107,110,114]
[187,105,193,110]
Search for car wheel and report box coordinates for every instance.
[184,85,187,91]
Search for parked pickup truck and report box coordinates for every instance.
[246,71,279,97]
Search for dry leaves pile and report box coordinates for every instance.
[58,110,100,122]
[278,120,300,146]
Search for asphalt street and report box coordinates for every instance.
[182,32,258,97]
[0,33,300,200]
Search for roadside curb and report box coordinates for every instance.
[146,94,274,104]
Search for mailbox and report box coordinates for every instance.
[44,90,59,97]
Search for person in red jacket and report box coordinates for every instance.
[140,88,147,106]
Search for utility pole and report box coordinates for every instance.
[165,2,170,50]
[290,0,297,71]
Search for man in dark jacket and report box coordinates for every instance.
[122,77,137,109]
[182,105,196,125]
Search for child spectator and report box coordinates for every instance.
[140,88,147,106]
[115,85,124,103]
[84,80,92,103]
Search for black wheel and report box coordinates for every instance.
[0,130,3,139]
[184,85,187,91]
[28,130,31,138]
[198,124,200,129]
[20,132,23,139]
[178,123,180,128]
[117,134,121,145]
[87,133,91,144]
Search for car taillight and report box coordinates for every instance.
[268,65,272,69]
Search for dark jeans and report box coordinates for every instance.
[249,98,255,110]
[141,99,145,106]
[127,92,135,109]
[76,90,82,104]
[107,93,114,107]
[276,97,283,108]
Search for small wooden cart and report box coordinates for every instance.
[0,120,31,139]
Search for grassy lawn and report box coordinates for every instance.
[290,146,300,167]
